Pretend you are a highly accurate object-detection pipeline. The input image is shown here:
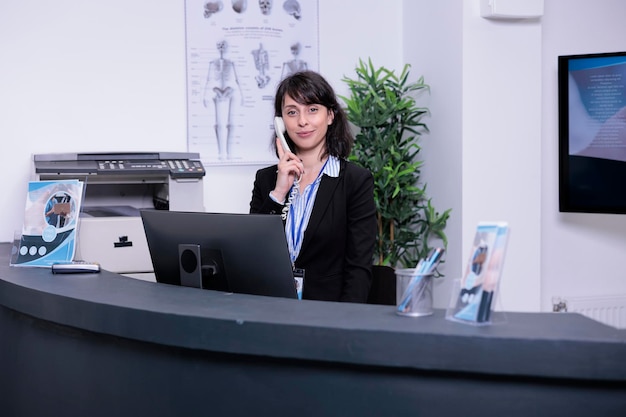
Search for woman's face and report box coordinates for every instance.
[281,94,333,153]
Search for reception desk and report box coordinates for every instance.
[1,243,625,416]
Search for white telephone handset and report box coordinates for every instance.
[274,116,299,220]
[274,117,290,153]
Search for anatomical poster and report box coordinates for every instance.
[185,0,319,165]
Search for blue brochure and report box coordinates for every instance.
[448,222,510,324]
[11,180,84,268]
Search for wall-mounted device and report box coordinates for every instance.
[480,0,544,20]
[33,152,206,280]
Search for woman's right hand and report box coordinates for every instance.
[273,137,303,201]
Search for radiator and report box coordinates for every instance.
[554,295,626,329]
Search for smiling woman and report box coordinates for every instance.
[277,96,333,188]
[249,70,378,303]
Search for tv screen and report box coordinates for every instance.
[141,210,298,299]
[558,51,626,214]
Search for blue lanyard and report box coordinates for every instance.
[286,159,328,264]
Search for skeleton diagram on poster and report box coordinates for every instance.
[185,0,319,166]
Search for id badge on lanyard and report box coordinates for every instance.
[293,267,305,300]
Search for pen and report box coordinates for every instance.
[397,248,445,313]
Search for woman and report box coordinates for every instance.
[249,71,376,303]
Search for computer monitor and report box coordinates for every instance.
[140,210,297,299]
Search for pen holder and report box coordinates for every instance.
[395,269,434,317]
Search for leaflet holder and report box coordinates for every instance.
[33,152,206,280]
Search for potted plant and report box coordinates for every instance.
[341,58,451,304]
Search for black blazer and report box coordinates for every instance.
[250,160,377,302]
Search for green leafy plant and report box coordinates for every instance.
[341,58,450,269]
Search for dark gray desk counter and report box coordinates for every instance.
[1,243,625,416]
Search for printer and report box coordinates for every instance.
[33,152,206,280]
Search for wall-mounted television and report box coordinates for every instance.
[558,51,626,214]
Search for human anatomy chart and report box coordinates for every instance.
[185,0,319,165]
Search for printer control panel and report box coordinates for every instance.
[165,159,206,179]
[97,159,205,179]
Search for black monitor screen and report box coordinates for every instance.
[558,51,626,214]
[141,210,297,299]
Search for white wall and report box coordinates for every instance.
[2,0,626,313]
[540,0,626,309]
[461,2,544,312]
[404,0,543,311]
[402,1,464,309]
[403,0,626,312]
[0,0,190,232]
[0,0,402,233]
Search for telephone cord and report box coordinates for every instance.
[281,177,300,221]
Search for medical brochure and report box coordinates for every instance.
[447,222,510,325]
[11,180,84,267]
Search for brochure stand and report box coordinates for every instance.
[446,222,510,326]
